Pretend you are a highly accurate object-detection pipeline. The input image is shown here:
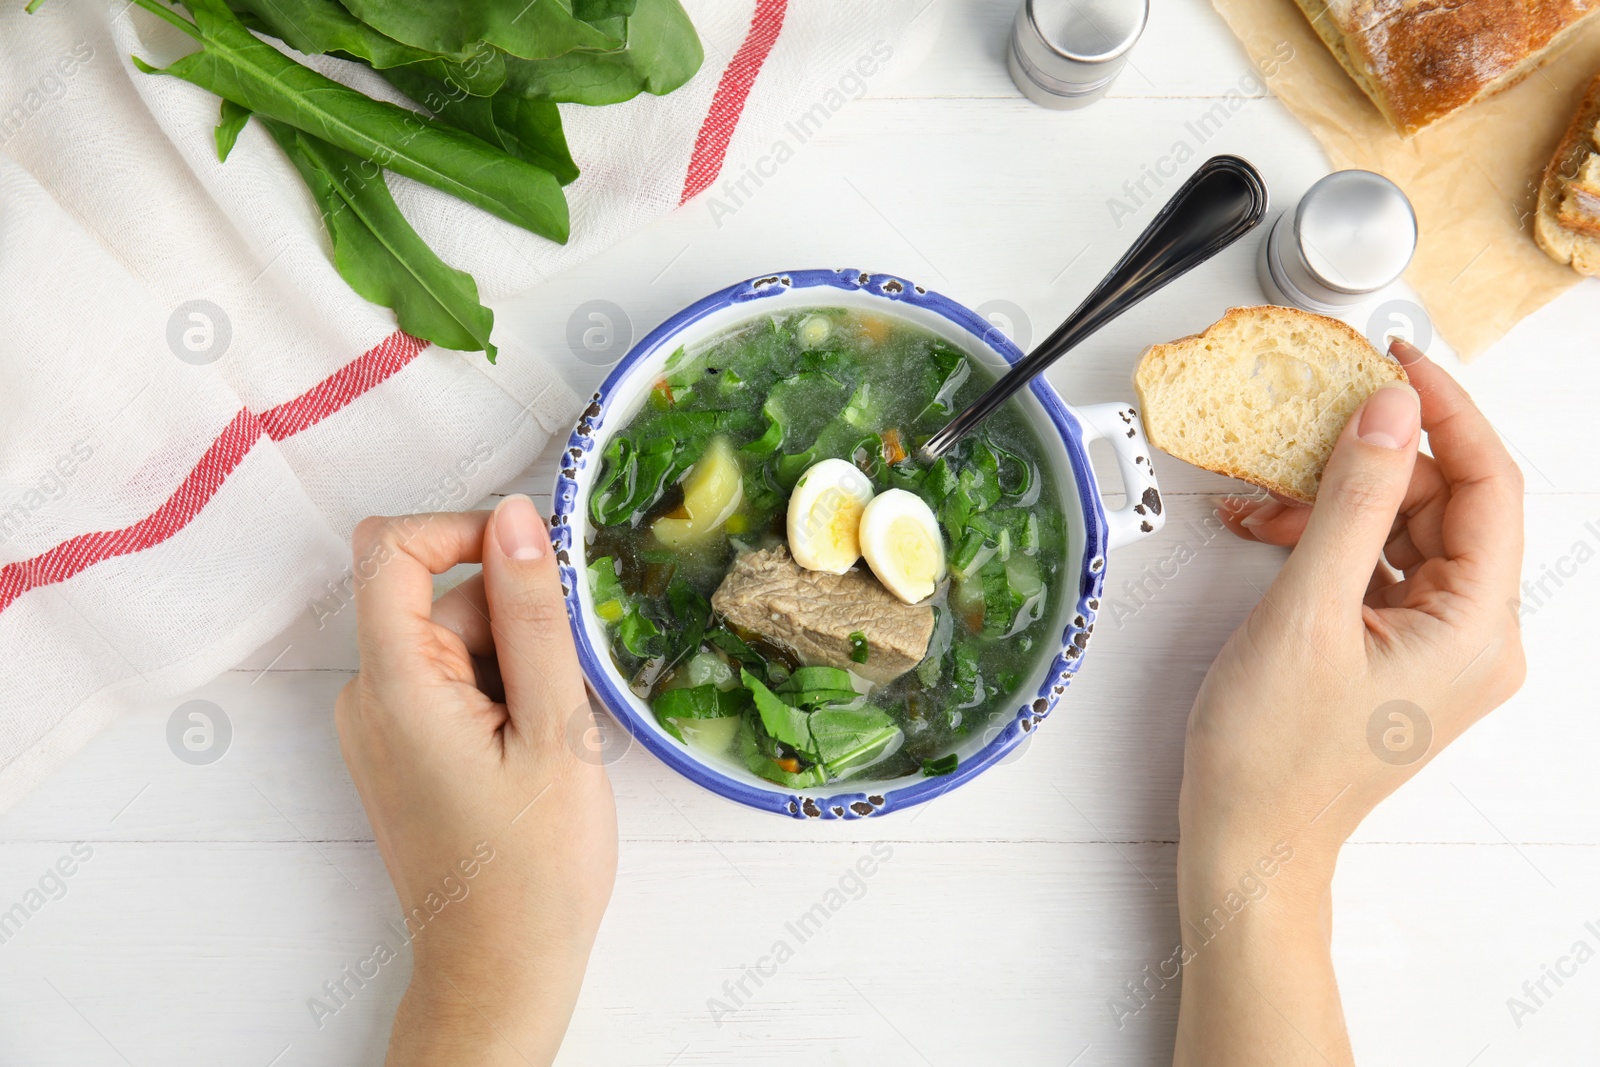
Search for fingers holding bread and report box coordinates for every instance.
[1218,453,1450,578]
[1217,495,1309,546]
[1390,341,1526,594]
[1273,378,1421,614]
[1142,319,1522,609]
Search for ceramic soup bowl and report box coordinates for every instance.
[552,269,1163,818]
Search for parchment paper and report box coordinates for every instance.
[1210,0,1600,358]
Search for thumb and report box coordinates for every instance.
[483,494,587,743]
[1272,381,1421,618]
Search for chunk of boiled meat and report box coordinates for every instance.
[710,545,934,686]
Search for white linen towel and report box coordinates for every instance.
[0,0,938,811]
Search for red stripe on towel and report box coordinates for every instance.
[679,0,788,205]
[259,330,427,441]
[0,408,260,613]
[0,330,427,614]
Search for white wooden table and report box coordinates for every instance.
[4,3,1598,1064]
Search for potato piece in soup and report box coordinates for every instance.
[653,436,744,547]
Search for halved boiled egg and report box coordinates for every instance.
[858,489,945,604]
[787,458,875,573]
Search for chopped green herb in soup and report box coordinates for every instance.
[586,308,1067,786]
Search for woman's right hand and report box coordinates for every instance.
[1183,339,1526,863]
[1172,339,1526,1066]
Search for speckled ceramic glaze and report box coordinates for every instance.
[551,270,1163,818]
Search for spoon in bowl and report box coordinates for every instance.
[919,154,1269,462]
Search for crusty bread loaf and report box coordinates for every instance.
[1535,73,1600,275]
[1133,306,1408,503]
[1293,0,1600,136]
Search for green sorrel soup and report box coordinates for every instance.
[586,307,1069,787]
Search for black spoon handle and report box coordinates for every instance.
[920,155,1270,462]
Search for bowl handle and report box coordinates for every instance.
[1074,402,1165,552]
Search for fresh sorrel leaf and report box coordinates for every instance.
[403,45,507,97]
[133,0,569,241]
[498,0,701,105]
[214,98,250,160]
[262,119,497,357]
[337,0,626,61]
[572,0,635,20]
[224,0,442,67]
[382,66,578,185]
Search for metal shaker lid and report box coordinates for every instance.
[1293,170,1417,294]
[1012,0,1148,98]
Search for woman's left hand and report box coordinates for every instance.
[337,495,617,1067]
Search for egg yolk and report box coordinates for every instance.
[820,499,864,557]
[888,516,939,586]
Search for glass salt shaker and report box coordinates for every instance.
[1257,170,1418,314]
[1007,0,1149,110]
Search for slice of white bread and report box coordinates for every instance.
[1535,73,1600,276]
[1133,306,1407,503]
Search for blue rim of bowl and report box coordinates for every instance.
[551,269,1109,819]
